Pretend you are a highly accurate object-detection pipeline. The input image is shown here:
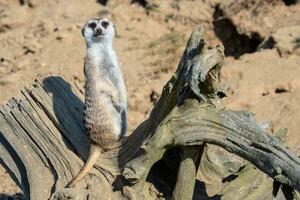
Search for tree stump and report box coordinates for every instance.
[0,25,300,200]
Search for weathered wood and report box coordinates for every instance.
[172,147,200,200]
[0,25,299,200]
[0,76,91,200]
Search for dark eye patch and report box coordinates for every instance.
[88,22,97,29]
[101,21,109,28]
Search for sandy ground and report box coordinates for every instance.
[0,0,299,197]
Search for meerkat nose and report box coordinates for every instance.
[95,28,102,35]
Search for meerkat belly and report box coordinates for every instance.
[84,91,121,149]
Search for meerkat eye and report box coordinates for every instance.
[88,22,97,29]
[101,21,109,28]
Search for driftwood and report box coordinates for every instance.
[0,25,300,200]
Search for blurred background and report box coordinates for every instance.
[0,0,299,198]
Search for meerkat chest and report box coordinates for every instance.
[83,77,118,120]
[84,78,107,110]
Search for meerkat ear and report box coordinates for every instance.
[81,28,85,37]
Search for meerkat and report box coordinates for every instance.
[67,18,127,187]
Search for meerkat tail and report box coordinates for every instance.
[66,145,101,188]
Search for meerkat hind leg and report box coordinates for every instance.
[66,144,101,188]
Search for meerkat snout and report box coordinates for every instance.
[94,28,102,36]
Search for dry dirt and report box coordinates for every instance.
[0,0,299,198]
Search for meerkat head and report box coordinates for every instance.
[82,18,115,45]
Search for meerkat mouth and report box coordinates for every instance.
[94,33,104,38]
